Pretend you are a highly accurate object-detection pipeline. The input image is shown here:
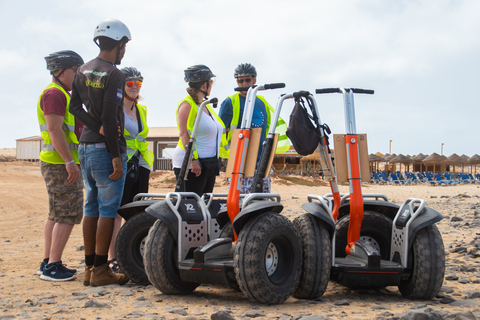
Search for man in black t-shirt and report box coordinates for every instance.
[70,18,131,287]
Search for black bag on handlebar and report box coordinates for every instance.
[286,98,319,156]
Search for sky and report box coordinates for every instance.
[1,0,479,158]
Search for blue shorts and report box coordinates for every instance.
[78,144,127,219]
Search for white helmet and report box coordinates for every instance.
[93,18,131,43]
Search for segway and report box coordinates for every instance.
[142,85,302,304]
[287,88,445,300]
[114,98,226,285]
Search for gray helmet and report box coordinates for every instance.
[234,63,257,78]
[45,50,84,73]
[93,18,131,43]
[120,67,143,80]
[184,64,215,84]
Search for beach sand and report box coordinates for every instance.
[1,152,480,319]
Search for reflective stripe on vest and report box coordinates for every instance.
[227,93,290,154]
[124,104,154,166]
[176,95,229,159]
[37,82,79,164]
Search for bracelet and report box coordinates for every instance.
[65,160,75,165]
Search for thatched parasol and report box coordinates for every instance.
[390,154,413,172]
[369,153,383,173]
[300,152,321,176]
[411,153,427,172]
[422,152,447,173]
[460,154,470,173]
[446,153,463,173]
[468,154,480,175]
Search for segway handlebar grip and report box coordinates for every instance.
[264,83,285,90]
[234,85,254,92]
[316,88,342,94]
[208,97,218,108]
[293,90,311,99]
[351,88,374,94]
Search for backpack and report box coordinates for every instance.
[286,97,320,156]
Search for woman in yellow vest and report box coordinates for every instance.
[109,67,154,272]
[172,64,228,196]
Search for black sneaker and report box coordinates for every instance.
[37,261,77,276]
[40,261,76,281]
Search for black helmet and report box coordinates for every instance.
[184,64,215,84]
[45,50,84,74]
[120,67,143,80]
[234,63,257,78]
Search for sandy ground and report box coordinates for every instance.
[1,149,480,319]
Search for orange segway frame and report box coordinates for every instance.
[316,88,374,255]
[226,83,286,240]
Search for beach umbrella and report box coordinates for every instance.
[411,153,427,172]
[460,154,470,173]
[446,153,463,173]
[300,152,321,176]
[369,153,383,173]
[390,154,413,173]
[383,153,396,172]
[422,152,447,173]
[468,154,480,175]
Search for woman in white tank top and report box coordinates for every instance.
[172,65,223,196]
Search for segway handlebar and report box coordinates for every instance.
[292,90,311,99]
[235,85,256,92]
[315,88,374,95]
[209,97,218,108]
[264,83,286,90]
[234,83,285,92]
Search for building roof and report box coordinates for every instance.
[16,135,42,141]
[147,127,179,139]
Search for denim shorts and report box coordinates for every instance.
[78,144,127,218]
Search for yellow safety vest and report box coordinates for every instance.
[37,82,79,164]
[124,104,154,166]
[176,95,229,159]
[227,93,290,154]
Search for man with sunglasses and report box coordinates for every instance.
[219,63,274,193]
[37,50,84,281]
[70,18,131,287]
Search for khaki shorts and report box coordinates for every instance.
[40,161,84,224]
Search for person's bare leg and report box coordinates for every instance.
[83,216,98,257]
[48,222,75,263]
[43,219,55,260]
[96,217,115,256]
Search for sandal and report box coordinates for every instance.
[108,258,121,273]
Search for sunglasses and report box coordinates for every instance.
[237,78,253,84]
[126,80,142,88]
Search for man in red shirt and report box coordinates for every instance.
[37,50,84,281]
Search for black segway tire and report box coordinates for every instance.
[235,212,302,304]
[292,213,331,299]
[398,224,445,300]
[335,210,392,259]
[115,211,156,285]
[143,219,199,294]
